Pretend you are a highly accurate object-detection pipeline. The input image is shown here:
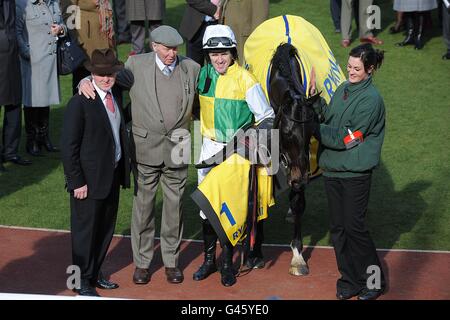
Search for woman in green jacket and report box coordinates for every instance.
[313,43,386,300]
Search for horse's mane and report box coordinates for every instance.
[271,43,304,96]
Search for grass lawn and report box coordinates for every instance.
[1,0,449,251]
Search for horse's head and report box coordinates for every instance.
[269,43,320,190]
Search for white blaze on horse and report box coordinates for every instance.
[244,15,346,276]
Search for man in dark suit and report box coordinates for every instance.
[61,48,130,297]
[179,0,221,66]
[0,0,31,171]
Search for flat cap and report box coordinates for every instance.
[151,25,184,47]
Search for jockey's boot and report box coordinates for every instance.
[220,243,236,287]
[397,12,415,47]
[193,220,218,281]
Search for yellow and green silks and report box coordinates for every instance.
[192,153,274,246]
[198,63,257,143]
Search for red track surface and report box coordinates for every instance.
[0,227,448,300]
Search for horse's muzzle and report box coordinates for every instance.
[288,166,309,190]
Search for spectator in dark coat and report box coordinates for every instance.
[0,0,31,171]
[179,0,221,66]
[126,0,165,55]
[113,0,130,44]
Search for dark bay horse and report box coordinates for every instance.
[269,43,320,276]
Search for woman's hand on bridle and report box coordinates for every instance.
[308,67,317,96]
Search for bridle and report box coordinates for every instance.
[273,94,315,178]
[273,94,315,129]
[269,53,316,182]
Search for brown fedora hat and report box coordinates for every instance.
[84,48,124,75]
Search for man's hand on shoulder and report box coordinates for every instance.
[79,79,96,99]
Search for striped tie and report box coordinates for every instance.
[163,66,171,76]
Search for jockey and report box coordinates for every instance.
[194,24,274,287]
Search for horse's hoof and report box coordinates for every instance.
[289,265,309,276]
[289,267,301,276]
[299,264,310,275]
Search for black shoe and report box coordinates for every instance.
[26,143,42,157]
[221,242,236,287]
[165,267,184,284]
[397,14,415,47]
[220,266,237,287]
[414,13,425,50]
[336,290,361,300]
[336,290,359,300]
[4,156,32,166]
[74,286,100,297]
[414,35,424,50]
[357,289,384,300]
[194,220,218,281]
[193,261,217,281]
[133,267,151,284]
[39,136,59,152]
[96,278,119,290]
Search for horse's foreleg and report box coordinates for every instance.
[288,188,309,276]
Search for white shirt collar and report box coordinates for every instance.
[155,54,177,73]
[92,79,112,102]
